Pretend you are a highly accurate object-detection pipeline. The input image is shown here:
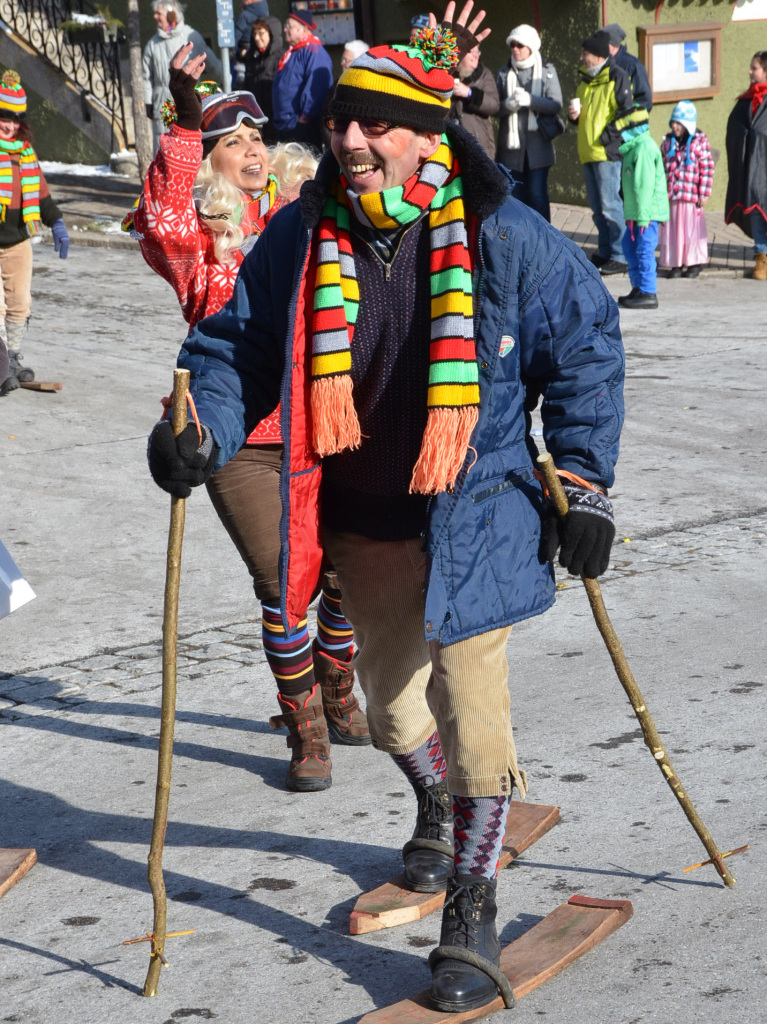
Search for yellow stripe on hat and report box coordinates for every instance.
[341,67,449,110]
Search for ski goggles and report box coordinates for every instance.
[200,91,267,140]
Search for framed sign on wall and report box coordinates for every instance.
[291,0,356,45]
[637,22,724,103]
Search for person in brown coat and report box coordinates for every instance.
[447,30,499,160]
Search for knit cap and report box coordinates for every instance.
[0,70,27,119]
[328,28,459,134]
[603,23,626,47]
[505,24,541,53]
[581,29,611,59]
[286,10,316,31]
[669,100,696,135]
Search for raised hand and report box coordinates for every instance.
[430,1,491,45]
[170,41,207,82]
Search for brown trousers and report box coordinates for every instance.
[323,530,525,799]
[0,239,33,326]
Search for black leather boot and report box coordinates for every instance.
[429,873,515,1012]
[402,778,453,892]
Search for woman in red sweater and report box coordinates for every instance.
[135,43,369,792]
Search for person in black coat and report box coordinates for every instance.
[725,50,767,280]
[243,15,284,142]
[604,23,652,111]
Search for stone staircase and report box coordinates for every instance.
[0,0,130,154]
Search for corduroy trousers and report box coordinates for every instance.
[323,529,525,799]
[0,239,33,327]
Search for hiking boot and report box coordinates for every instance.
[618,291,658,309]
[619,286,640,302]
[429,874,515,1012]
[312,640,371,746]
[667,266,682,278]
[589,251,608,268]
[269,683,332,792]
[752,253,767,281]
[682,264,701,278]
[402,777,453,892]
[0,373,20,397]
[598,259,628,276]
[8,351,34,382]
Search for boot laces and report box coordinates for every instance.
[418,782,451,841]
[443,881,487,947]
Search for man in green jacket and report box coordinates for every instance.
[568,29,633,275]
[615,108,670,309]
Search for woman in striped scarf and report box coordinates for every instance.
[135,43,370,793]
[0,71,69,398]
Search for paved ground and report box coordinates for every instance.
[0,227,764,1023]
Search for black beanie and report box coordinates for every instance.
[581,30,611,60]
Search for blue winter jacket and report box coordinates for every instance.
[179,125,625,644]
[271,39,332,131]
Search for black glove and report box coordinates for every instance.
[168,64,203,131]
[541,480,615,578]
[439,20,479,63]
[147,420,217,498]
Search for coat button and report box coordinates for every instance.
[481,361,488,369]
[426,622,432,631]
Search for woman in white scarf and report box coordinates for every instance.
[495,24,563,222]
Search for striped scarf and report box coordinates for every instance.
[311,136,478,495]
[0,138,41,233]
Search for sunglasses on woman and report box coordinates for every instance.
[325,116,399,138]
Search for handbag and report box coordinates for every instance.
[537,113,566,142]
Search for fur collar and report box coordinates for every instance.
[299,122,509,229]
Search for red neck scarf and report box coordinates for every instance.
[277,33,322,72]
[740,80,767,115]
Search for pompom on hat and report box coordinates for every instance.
[328,26,459,134]
[505,24,541,53]
[0,70,27,120]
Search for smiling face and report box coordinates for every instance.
[670,121,685,138]
[330,121,441,195]
[284,17,309,47]
[252,24,270,50]
[749,56,767,84]
[0,117,19,141]
[209,122,268,194]
[153,7,170,31]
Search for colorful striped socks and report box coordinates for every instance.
[391,730,447,789]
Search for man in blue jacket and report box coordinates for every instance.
[271,9,332,148]
[605,23,653,111]
[147,5,624,1014]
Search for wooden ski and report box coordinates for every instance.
[0,848,36,898]
[19,382,62,391]
[350,802,560,935]
[356,895,633,1023]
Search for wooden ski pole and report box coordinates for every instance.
[144,368,191,996]
[537,453,736,887]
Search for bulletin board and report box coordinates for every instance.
[637,22,723,103]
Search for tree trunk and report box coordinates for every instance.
[127,0,152,178]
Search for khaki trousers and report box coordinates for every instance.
[323,530,525,798]
[0,240,33,326]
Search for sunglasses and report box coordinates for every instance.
[509,42,528,49]
[325,116,399,138]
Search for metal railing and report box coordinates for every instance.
[0,0,128,150]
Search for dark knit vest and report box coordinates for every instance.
[321,216,432,541]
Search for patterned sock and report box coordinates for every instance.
[261,604,315,697]
[453,794,511,879]
[315,586,354,662]
[390,730,447,789]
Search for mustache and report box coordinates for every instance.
[339,150,382,168]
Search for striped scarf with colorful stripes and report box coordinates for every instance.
[311,136,478,495]
[0,138,41,233]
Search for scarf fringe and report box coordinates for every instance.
[310,375,361,456]
[410,405,478,494]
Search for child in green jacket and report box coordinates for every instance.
[616,109,670,309]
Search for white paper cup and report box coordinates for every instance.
[569,97,581,117]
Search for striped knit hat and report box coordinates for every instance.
[328,28,460,134]
[0,71,27,120]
